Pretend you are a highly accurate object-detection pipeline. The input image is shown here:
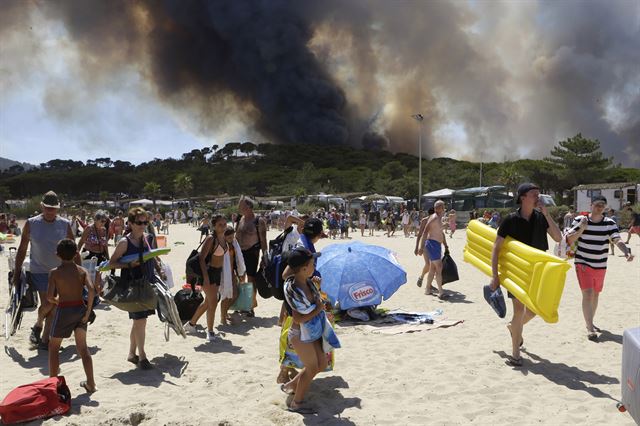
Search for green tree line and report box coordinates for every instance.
[1,134,637,204]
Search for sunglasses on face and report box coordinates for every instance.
[134,220,149,226]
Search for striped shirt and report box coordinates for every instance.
[571,215,620,269]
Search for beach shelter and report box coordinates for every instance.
[129,199,154,206]
[423,188,454,198]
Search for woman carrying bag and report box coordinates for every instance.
[77,210,109,291]
[104,207,164,370]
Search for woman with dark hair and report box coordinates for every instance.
[183,215,230,342]
[105,207,165,370]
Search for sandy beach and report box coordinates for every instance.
[1,223,638,425]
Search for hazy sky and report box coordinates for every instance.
[1,0,638,166]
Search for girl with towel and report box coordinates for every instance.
[279,247,340,414]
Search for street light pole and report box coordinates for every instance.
[411,114,424,210]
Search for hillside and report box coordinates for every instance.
[0,142,638,202]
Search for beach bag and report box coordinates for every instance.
[174,284,203,321]
[19,272,38,310]
[185,238,213,278]
[256,226,294,301]
[102,240,157,312]
[0,376,71,424]
[230,282,254,312]
[441,248,459,285]
[103,273,158,313]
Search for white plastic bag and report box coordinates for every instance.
[162,263,175,289]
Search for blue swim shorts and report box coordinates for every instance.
[30,273,49,293]
[424,239,442,261]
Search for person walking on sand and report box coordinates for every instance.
[624,204,640,244]
[415,208,435,290]
[183,215,229,340]
[448,209,457,237]
[77,210,110,291]
[47,239,96,393]
[566,196,633,342]
[279,247,340,414]
[105,207,166,370]
[358,211,366,236]
[13,191,79,350]
[416,202,449,299]
[489,183,562,367]
[236,197,267,317]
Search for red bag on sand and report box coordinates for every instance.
[0,376,71,424]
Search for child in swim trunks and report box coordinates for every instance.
[47,238,96,393]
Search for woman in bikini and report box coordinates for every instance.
[185,215,228,341]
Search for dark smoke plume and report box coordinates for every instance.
[2,0,639,165]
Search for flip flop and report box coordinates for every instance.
[587,332,598,342]
[127,355,140,365]
[438,293,450,300]
[280,384,294,395]
[80,381,96,394]
[505,356,523,367]
[416,277,423,288]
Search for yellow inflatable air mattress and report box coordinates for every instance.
[464,220,570,323]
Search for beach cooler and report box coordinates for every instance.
[620,327,640,424]
[156,235,167,248]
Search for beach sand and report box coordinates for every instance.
[1,223,638,425]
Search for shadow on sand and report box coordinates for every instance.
[4,345,101,375]
[194,336,244,354]
[108,353,188,387]
[283,375,361,425]
[494,350,619,400]
[216,315,279,336]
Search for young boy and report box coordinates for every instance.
[47,238,96,393]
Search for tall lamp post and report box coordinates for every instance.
[411,114,424,210]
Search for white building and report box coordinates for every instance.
[572,182,639,212]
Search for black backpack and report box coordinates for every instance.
[255,226,294,300]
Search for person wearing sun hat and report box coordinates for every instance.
[566,195,634,342]
[13,191,78,350]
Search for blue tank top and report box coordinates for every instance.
[120,234,155,281]
[28,214,70,273]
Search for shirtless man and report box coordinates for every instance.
[47,239,96,393]
[415,200,448,299]
[235,197,267,316]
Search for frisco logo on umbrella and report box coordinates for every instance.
[349,282,378,303]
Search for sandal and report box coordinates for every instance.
[127,355,139,365]
[287,402,316,414]
[416,277,423,288]
[80,381,96,394]
[280,384,294,395]
[587,332,598,342]
[505,356,523,367]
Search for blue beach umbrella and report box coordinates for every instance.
[316,242,407,309]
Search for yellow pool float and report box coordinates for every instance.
[464,220,570,323]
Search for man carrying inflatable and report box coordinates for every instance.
[489,183,562,367]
